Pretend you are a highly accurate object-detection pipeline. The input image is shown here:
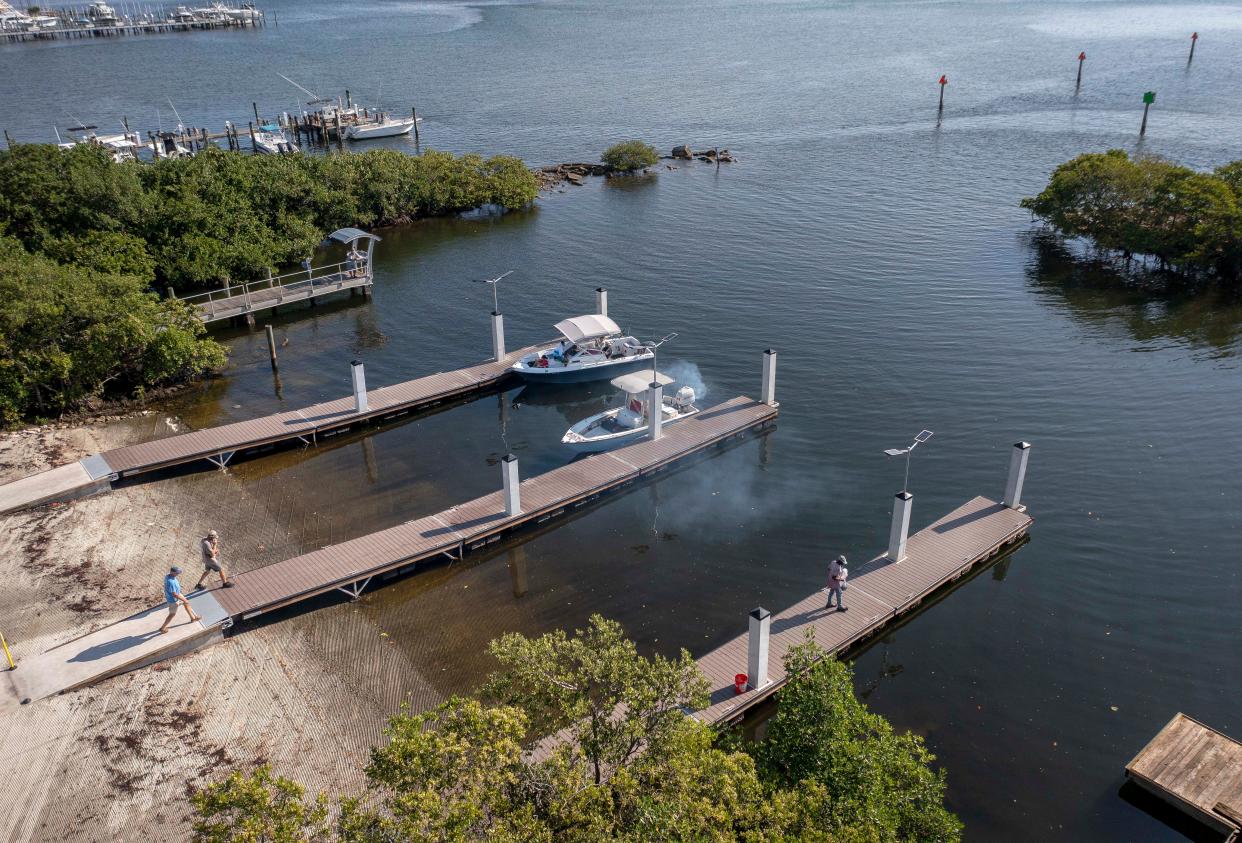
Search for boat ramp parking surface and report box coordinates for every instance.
[1,396,777,704]
[0,342,549,515]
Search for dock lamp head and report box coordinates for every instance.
[885,429,934,493]
[473,269,514,314]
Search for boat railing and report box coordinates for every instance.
[176,259,371,318]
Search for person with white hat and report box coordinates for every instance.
[194,529,233,590]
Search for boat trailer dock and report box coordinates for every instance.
[2,396,777,704]
[0,342,547,515]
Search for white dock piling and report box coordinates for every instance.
[596,287,608,316]
[491,312,506,361]
[761,349,777,406]
[1003,441,1031,510]
[647,381,664,441]
[747,607,771,690]
[887,491,913,562]
[351,360,368,414]
[502,454,521,516]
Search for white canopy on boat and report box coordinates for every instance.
[611,371,672,394]
[555,314,622,343]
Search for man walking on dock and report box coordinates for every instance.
[826,555,849,612]
[160,566,201,634]
[194,529,233,590]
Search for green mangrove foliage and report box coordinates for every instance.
[0,237,226,425]
[1021,150,1242,282]
[601,140,659,172]
[0,143,539,292]
[192,616,961,843]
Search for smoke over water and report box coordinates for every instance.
[661,360,708,403]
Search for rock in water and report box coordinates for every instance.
[671,144,693,159]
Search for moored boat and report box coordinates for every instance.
[562,372,699,453]
[252,123,298,154]
[345,112,419,140]
[511,315,654,384]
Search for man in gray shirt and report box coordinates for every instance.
[194,529,233,590]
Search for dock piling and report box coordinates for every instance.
[938,74,948,112]
[887,491,913,562]
[491,311,506,361]
[266,325,278,370]
[412,106,420,149]
[760,349,778,406]
[1076,51,1085,90]
[746,608,771,691]
[1188,31,1198,64]
[351,360,368,413]
[595,286,608,316]
[1003,441,1031,510]
[1140,91,1155,136]
[502,454,521,516]
[647,381,665,440]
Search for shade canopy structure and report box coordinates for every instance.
[611,371,672,394]
[555,314,622,343]
[327,228,381,245]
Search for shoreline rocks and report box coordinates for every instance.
[533,144,736,190]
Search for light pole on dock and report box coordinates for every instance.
[474,270,514,360]
[884,429,934,493]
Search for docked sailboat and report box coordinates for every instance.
[252,123,298,154]
[345,112,419,140]
[511,315,655,384]
[562,372,699,453]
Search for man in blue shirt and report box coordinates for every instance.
[160,566,201,634]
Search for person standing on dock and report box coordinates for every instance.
[301,256,313,282]
[826,555,849,612]
[194,529,233,590]
[160,566,201,634]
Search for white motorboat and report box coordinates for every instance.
[562,372,699,453]
[86,1,119,25]
[252,123,298,154]
[512,315,655,384]
[345,113,419,141]
[57,127,140,162]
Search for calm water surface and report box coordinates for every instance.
[5,1,1242,839]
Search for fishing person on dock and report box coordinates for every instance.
[826,555,848,612]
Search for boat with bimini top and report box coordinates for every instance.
[562,371,699,453]
[511,315,655,384]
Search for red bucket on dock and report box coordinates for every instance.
[734,673,748,694]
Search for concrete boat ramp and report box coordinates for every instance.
[0,342,547,516]
[3,395,778,705]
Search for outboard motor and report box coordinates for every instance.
[674,386,696,410]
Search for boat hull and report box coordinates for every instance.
[563,409,698,454]
[513,355,652,385]
[347,119,418,140]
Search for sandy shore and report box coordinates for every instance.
[0,418,435,842]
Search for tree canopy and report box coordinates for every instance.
[0,143,539,292]
[1021,150,1242,283]
[601,140,659,173]
[193,616,961,842]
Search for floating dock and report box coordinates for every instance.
[2,396,777,703]
[693,493,1032,726]
[0,343,546,515]
[1126,713,1242,839]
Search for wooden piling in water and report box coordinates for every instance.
[412,106,420,148]
[266,325,278,370]
[938,74,948,112]
[1076,51,1085,90]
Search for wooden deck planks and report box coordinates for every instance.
[692,495,1032,726]
[200,395,777,620]
[96,344,546,476]
[1126,713,1242,835]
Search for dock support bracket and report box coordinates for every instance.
[336,576,372,600]
[206,451,235,470]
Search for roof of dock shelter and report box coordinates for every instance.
[555,314,621,342]
[327,227,380,243]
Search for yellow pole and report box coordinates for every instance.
[1,630,14,670]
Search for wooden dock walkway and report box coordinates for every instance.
[1126,713,1242,839]
[0,342,546,514]
[4,396,777,702]
[693,494,1033,726]
[180,263,372,324]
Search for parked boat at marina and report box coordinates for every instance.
[252,123,298,154]
[562,371,699,453]
[345,112,419,140]
[512,315,655,384]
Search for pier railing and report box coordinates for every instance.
[177,259,372,322]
